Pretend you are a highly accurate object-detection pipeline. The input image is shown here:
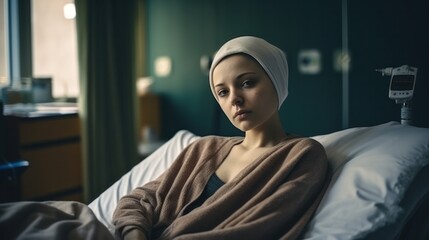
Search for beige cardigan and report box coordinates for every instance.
[113,136,330,240]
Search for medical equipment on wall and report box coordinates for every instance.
[376,65,418,125]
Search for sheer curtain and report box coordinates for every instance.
[75,0,144,202]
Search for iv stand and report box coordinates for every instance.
[399,100,413,125]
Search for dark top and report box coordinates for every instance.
[184,173,225,214]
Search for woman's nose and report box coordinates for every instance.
[230,91,243,106]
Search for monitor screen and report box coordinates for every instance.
[390,75,415,91]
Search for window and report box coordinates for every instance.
[31,0,79,99]
[1,0,78,101]
[0,0,8,86]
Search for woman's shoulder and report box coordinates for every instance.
[283,135,321,145]
[281,135,326,155]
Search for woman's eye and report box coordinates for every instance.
[217,89,228,97]
[242,80,255,88]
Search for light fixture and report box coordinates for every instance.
[63,3,76,20]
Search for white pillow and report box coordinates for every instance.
[88,130,200,234]
[303,121,429,239]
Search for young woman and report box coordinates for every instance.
[113,36,330,240]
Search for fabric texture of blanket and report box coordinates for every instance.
[113,135,330,240]
[0,201,113,240]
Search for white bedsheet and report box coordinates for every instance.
[89,130,200,234]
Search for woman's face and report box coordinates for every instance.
[212,54,279,132]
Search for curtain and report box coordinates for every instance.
[75,0,144,202]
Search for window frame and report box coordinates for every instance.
[1,0,32,88]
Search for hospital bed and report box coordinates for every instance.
[90,121,429,239]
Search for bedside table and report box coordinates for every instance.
[4,111,83,202]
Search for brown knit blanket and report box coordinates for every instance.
[113,136,330,240]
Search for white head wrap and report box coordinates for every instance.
[209,36,289,109]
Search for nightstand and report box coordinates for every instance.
[4,112,83,201]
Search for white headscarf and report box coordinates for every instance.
[209,36,289,109]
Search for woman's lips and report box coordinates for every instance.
[234,110,251,119]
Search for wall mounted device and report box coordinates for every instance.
[298,49,321,74]
[376,65,418,125]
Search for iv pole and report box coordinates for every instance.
[398,99,413,125]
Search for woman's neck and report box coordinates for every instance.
[242,116,287,149]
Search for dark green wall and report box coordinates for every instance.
[348,1,429,128]
[146,0,429,139]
